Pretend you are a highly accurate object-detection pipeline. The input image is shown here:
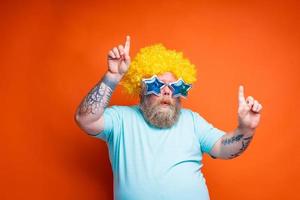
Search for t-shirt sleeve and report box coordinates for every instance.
[92,106,122,143]
[192,112,226,154]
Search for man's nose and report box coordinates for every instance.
[161,85,172,96]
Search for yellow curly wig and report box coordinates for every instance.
[120,43,197,96]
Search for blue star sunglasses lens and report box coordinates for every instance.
[142,75,192,98]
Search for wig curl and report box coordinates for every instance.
[120,43,197,96]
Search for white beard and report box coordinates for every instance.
[140,96,181,128]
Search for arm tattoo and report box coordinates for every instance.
[221,134,244,145]
[229,136,253,158]
[221,134,254,159]
[79,76,116,115]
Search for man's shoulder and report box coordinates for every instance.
[180,108,206,121]
[106,105,140,114]
[180,107,197,116]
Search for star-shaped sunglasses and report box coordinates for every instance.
[142,75,192,98]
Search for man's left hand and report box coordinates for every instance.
[238,85,263,130]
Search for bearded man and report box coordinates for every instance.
[75,36,263,200]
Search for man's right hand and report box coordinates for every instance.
[107,35,131,78]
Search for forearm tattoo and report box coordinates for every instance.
[221,134,254,159]
[79,76,116,115]
[221,134,244,145]
[229,136,253,158]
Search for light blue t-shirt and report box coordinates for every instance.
[94,105,225,200]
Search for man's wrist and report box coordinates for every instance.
[236,125,256,136]
[103,71,123,90]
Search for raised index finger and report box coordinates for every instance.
[124,35,130,54]
[238,85,246,105]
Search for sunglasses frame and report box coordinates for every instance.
[142,75,192,98]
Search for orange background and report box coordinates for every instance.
[1,0,299,199]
